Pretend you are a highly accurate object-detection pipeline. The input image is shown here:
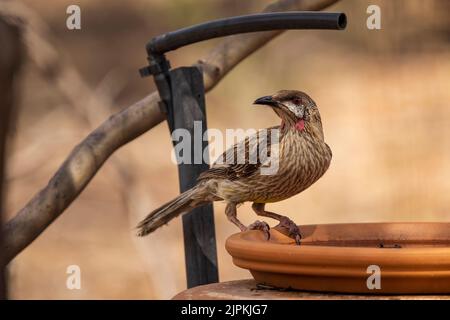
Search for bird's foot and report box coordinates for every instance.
[247,220,271,241]
[274,216,302,245]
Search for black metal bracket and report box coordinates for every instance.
[139,58,170,78]
[140,11,347,289]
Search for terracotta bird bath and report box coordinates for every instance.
[226,222,450,294]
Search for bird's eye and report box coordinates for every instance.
[292,98,301,105]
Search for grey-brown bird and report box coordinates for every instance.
[137,90,332,244]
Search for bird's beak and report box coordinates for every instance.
[253,95,279,108]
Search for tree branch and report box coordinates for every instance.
[2,0,338,264]
[0,14,24,297]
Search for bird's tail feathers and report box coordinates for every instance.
[137,187,201,236]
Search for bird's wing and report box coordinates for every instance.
[198,126,280,181]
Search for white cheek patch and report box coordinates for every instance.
[284,101,304,118]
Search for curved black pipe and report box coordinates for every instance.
[147,11,347,54]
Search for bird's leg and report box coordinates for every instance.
[252,203,302,245]
[225,203,246,231]
[225,203,270,240]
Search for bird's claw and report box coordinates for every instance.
[247,220,271,241]
[294,233,302,245]
[274,217,302,245]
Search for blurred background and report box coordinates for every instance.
[1,0,450,299]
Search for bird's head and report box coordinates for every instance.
[253,90,322,134]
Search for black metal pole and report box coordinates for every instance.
[147,12,346,54]
[169,67,218,287]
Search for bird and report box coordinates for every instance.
[137,90,332,244]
